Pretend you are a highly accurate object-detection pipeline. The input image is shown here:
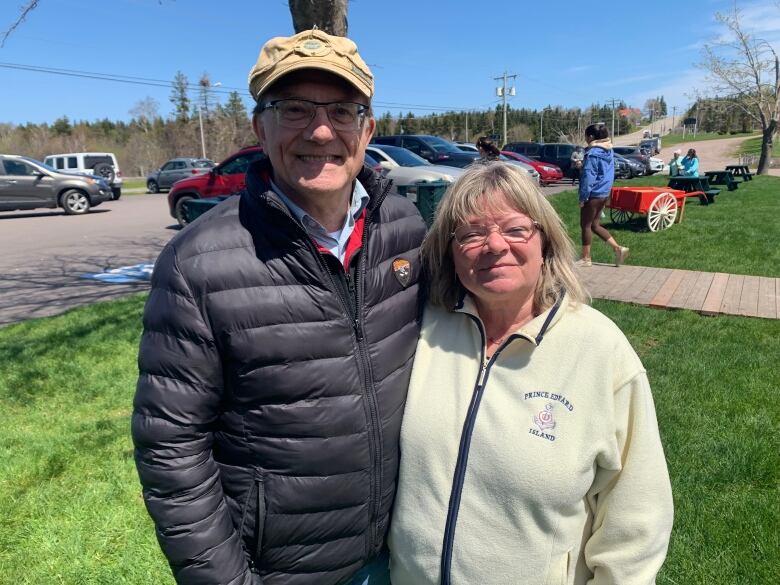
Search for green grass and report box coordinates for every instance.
[550,175,780,275]
[122,178,147,191]
[660,132,758,148]
[738,135,780,158]
[591,299,780,585]
[0,295,777,583]
[0,295,173,584]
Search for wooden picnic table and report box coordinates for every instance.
[725,164,754,181]
[704,170,739,191]
[668,176,719,205]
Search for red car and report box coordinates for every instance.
[168,145,265,226]
[501,151,563,185]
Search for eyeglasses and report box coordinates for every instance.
[452,221,542,247]
[259,99,369,132]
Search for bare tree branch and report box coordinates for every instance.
[1,0,40,48]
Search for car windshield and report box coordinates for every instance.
[194,159,215,168]
[377,146,430,167]
[21,156,56,172]
[424,136,461,153]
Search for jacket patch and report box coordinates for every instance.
[524,392,574,442]
[392,258,412,288]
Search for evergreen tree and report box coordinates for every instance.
[170,71,190,122]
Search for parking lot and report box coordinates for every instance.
[0,194,174,326]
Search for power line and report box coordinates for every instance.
[0,61,488,114]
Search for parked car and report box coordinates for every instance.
[501,151,563,185]
[0,154,113,214]
[454,142,479,153]
[612,146,656,174]
[502,141,543,159]
[614,153,645,178]
[363,152,387,176]
[497,155,540,184]
[366,144,463,194]
[168,146,265,226]
[43,152,123,199]
[147,158,215,193]
[371,135,479,168]
[613,156,632,180]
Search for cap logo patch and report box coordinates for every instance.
[351,63,372,84]
[392,258,412,288]
[295,39,331,57]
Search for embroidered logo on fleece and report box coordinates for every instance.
[524,391,574,442]
[392,258,412,288]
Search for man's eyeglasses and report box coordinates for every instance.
[452,221,542,247]
[259,99,369,132]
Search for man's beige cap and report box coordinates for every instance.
[248,28,374,101]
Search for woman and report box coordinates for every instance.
[389,162,673,585]
[476,136,501,162]
[577,123,629,267]
[681,148,699,176]
[669,149,683,177]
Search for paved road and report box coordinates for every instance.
[1,182,578,327]
[0,194,176,326]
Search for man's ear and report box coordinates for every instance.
[364,116,376,142]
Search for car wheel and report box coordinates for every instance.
[112,186,122,200]
[147,180,160,194]
[93,162,116,184]
[61,190,91,215]
[174,196,194,227]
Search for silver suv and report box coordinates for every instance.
[0,155,113,215]
[146,157,215,193]
[43,152,123,199]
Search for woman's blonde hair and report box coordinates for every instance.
[421,162,588,313]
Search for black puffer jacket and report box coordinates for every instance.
[132,159,426,585]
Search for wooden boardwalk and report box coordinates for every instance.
[577,264,779,320]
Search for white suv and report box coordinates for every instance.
[43,152,123,199]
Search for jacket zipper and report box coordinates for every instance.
[265,181,392,556]
[255,473,266,562]
[440,314,498,585]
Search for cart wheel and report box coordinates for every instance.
[609,208,634,224]
[647,192,678,232]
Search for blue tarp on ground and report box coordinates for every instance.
[80,263,154,284]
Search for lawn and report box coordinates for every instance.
[738,135,780,158]
[549,174,780,276]
[0,295,777,583]
[122,178,147,191]
[661,131,758,148]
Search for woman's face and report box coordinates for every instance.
[451,195,544,306]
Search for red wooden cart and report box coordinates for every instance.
[607,186,690,232]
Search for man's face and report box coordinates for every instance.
[253,71,376,204]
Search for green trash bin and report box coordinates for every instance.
[396,180,450,227]
[183,196,228,224]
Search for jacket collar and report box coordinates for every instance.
[454,292,567,346]
[245,156,392,214]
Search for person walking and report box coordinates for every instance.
[570,145,584,183]
[132,28,426,585]
[577,123,629,267]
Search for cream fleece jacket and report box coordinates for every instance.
[389,296,673,585]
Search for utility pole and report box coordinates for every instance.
[606,98,620,139]
[494,71,516,147]
[465,111,469,143]
[671,105,677,130]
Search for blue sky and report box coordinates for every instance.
[1,0,779,125]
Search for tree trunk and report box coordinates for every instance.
[757,120,776,174]
[289,0,348,36]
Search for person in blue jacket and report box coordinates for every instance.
[577,123,629,267]
[681,148,699,176]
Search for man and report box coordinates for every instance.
[132,28,426,585]
[570,145,584,183]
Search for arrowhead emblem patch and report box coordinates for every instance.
[392,258,412,288]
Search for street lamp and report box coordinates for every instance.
[539,107,551,143]
[198,81,221,159]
